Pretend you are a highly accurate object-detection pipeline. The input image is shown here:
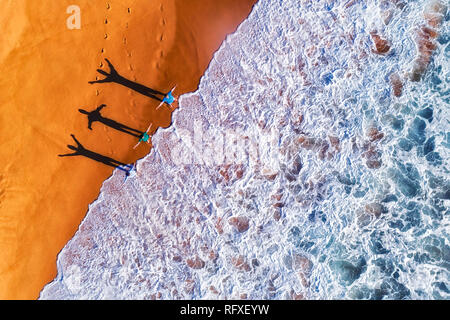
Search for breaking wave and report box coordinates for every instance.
[40,0,449,299]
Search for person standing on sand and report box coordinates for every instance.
[133,123,153,149]
[156,85,177,110]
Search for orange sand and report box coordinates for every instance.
[0,0,257,299]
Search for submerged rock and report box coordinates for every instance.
[410,0,446,81]
[365,203,387,218]
[228,216,250,233]
[370,32,391,54]
[186,256,206,269]
[390,73,403,97]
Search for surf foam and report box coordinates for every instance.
[40,0,449,300]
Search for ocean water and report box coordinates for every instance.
[40,0,449,300]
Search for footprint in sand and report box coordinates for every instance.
[156,4,167,64]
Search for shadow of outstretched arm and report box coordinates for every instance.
[70,134,84,149]
[58,152,79,157]
[58,143,80,157]
[96,104,107,112]
[58,134,84,157]
[88,59,120,84]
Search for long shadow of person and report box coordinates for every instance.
[78,104,145,138]
[89,58,166,102]
[59,134,133,175]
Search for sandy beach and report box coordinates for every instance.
[0,0,256,299]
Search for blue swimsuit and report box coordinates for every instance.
[163,91,175,104]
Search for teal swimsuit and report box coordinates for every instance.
[140,132,150,143]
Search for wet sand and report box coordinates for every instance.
[0,0,257,299]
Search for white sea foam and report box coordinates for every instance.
[40,0,449,300]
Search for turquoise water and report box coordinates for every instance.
[41,0,448,299]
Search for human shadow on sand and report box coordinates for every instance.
[89,58,166,102]
[59,134,133,174]
[78,104,144,138]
